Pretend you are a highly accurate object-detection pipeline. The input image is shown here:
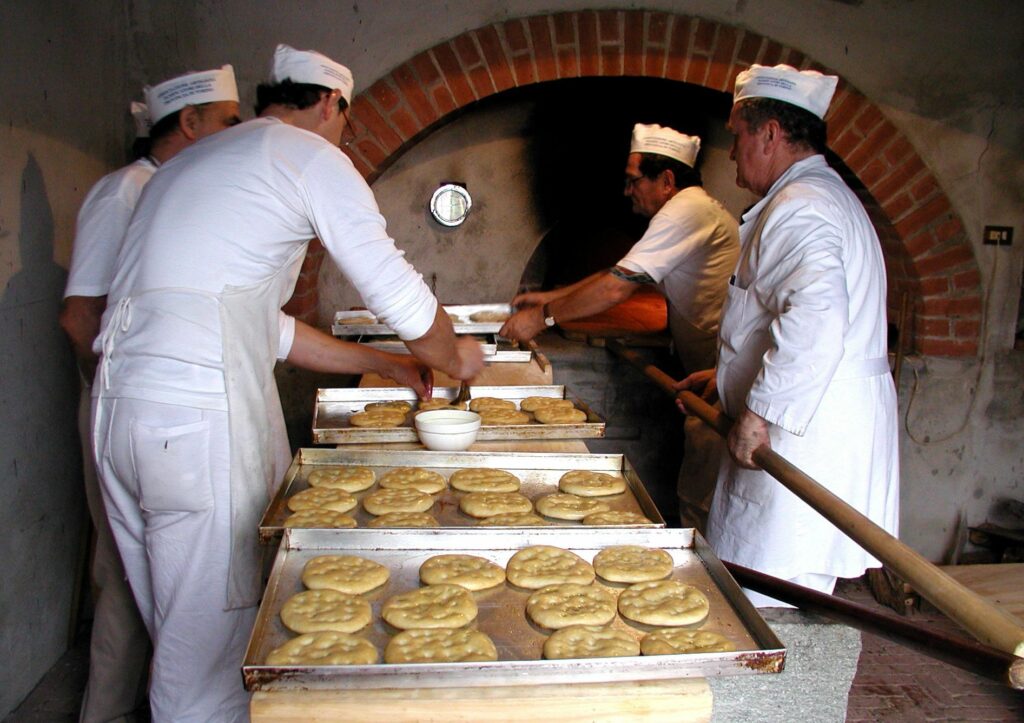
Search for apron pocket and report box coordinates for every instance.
[131,418,214,512]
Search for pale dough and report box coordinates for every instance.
[337,315,376,325]
[449,467,521,493]
[283,509,357,529]
[543,625,641,660]
[593,546,675,583]
[519,396,574,412]
[363,487,434,515]
[505,546,595,589]
[534,407,587,425]
[469,397,516,412]
[384,628,498,664]
[419,554,506,591]
[349,409,406,428]
[526,583,616,629]
[641,629,736,655]
[476,512,550,527]
[558,470,626,497]
[265,631,378,665]
[366,512,439,528]
[534,493,610,521]
[279,589,372,634]
[582,510,653,526]
[418,398,465,411]
[307,466,376,492]
[468,310,510,323]
[459,491,533,518]
[381,583,478,630]
[379,467,447,494]
[301,555,390,595]
[365,400,413,414]
[478,408,531,426]
[286,486,358,514]
[617,580,710,626]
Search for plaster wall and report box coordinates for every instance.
[0,1,128,714]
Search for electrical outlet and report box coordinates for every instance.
[983,225,1013,246]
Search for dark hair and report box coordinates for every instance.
[637,153,702,190]
[148,108,184,143]
[735,97,827,154]
[254,79,349,116]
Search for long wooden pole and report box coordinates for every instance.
[606,340,1024,666]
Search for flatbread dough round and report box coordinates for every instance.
[526,583,616,629]
[337,315,376,326]
[449,467,521,493]
[279,589,372,634]
[582,510,653,526]
[534,493,610,521]
[363,487,434,515]
[366,512,439,528]
[287,486,358,514]
[519,396,575,413]
[641,629,736,655]
[543,625,641,659]
[476,512,550,527]
[381,583,478,630]
[478,408,531,426]
[468,397,516,412]
[468,310,510,323]
[384,628,498,664]
[419,554,506,591]
[459,491,533,518]
[302,555,390,595]
[593,546,675,583]
[349,409,406,428]
[283,509,357,529]
[617,580,710,627]
[506,546,595,589]
[379,467,447,494]
[265,632,378,665]
[418,398,465,411]
[534,407,588,425]
[307,466,376,492]
[558,470,626,497]
[364,400,413,414]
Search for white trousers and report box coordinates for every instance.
[94,397,254,723]
[78,384,150,723]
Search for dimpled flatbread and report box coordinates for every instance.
[265,631,378,665]
[526,583,616,629]
[366,512,439,528]
[364,400,413,414]
[279,589,372,634]
[478,408,531,426]
[419,554,506,591]
[617,580,710,627]
[363,487,434,515]
[558,470,626,497]
[307,466,376,492]
[449,468,521,493]
[534,493,610,521]
[519,396,575,413]
[534,407,588,425]
[640,629,736,655]
[468,397,516,412]
[593,546,675,583]
[543,625,641,660]
[381,583,477,630]
[384,628,498,664]
[476,512,550,527]
[506,545,595,589]
[283,509,357,529]
[582,510,652,526]
[301,555,390,595]
[378,467,447,494]
[418,398,466,411]
[286,486,358,514]
[459,491,533,518]
[349,409,406,428]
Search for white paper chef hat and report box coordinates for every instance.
[271,44,355,104]
[129,101,151,138]
[629,124,701,167]
[733,64,838,119]
[144,65,239,125]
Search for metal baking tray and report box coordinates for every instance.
[312,386,605,444]
[242,527,786,690]
[333,303,513,336]
[260,448,663,543]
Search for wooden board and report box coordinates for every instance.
[360,356,553,388]
[939,564,1024,623]
[251,678,711,722]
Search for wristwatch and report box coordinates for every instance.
[542,303,556,328]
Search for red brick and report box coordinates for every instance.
[953,319,981,338]
[465,63,496,99]
[453,34,482,67]
[556,46,579,78]
[369,79,400,111]
[623,11,644,75]
[528,16,557,81]
[693,18,715,52]
[903,228,937,257]
[600,46,622,76]
[915,276,950,297]
[351,97,403,153]
[509,52,536,87]
[665,16,692,80]
[345,149,372,179]
[475,26,515,92]
[552,11,575,45]
[882,193,913,220]
[853,105,884,136]
[782,48,806,67]
[432,43,476,105]
[885,139,915,169]
[644,46,667,78]
[831,128,862,159]
[410,51,441,85]
[707,26,738,90]
[737,31,762,64]
[917,317,950,336]
[825,91,866,137]
[872,157,926,205]
[920,295,982,316]
[760,40,783,66]
[597,10,619,42]
[647,12,669,44]
[952,268,981,290]
[686,52,709,86]
[911,173,938,202]
[933,216,964,243]
[914,244,973,276]
[918,338,978,357]
[388,107,419,140]
[724,62,745,94]
[503,19,529,53]
[895,195,952,237]
[578,11,599,76]
[845,137,882,176]
[859,159,889,188]
[391,65,437,125]
[354,138,387,167]
[430,85,457,115]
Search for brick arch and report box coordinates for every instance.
[297,10,981,357]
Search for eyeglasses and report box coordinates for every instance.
[340,107,356,148]
[624,174,646,190]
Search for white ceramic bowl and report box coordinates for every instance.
[414,409,482,451]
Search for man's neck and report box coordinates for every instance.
[148,134,189,164]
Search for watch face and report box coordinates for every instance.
[429,184,472,227]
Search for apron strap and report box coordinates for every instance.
[832,355,890,381]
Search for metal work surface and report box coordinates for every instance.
[243,527,785,691]
[313,386,605,444]
[260,448,663,543]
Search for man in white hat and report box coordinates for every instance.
[677,64,900,605]
[501,123,739,377]
[59,65,240,723]
[92,44,482,720]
